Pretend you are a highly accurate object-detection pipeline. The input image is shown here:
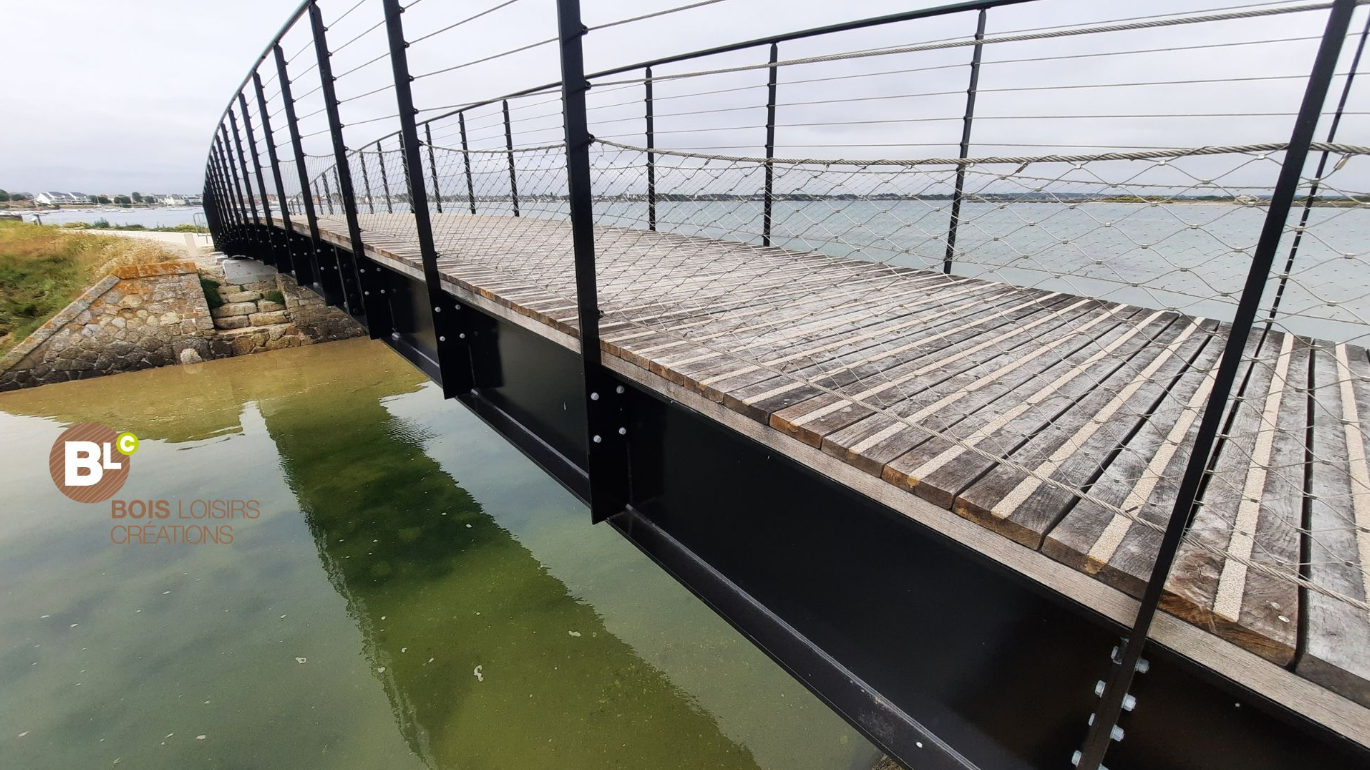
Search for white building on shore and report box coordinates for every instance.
[33,191,90,205]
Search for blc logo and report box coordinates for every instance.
[48,423,139,503]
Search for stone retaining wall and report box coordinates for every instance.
[0,259,364,391]
[0,261,213,390]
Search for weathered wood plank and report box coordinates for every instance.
[954,319,1219,547]
[1299,342,1370,705]
[1038,332,1258,598]
[1159,333,1307,665]
[882,309,1176,509]
[827,302,1132,480]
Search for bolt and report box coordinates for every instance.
[592,435,602,444]
[590,392,599,401]
[1110,725,1124,742]
[1122,694,1136,712]
[434,306,441,312]
[1094,680,1105,697]
[439,336,446,342]
[458,333,466,340]
[1136,659,1150,674]
[615,385,625,394]
[618,427,626,436]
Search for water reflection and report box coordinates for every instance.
[0,339,877,769]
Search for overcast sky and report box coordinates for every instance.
[1,0,1362,195]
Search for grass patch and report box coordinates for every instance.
[201,278,225,310]
[60,221,209,234]
[263,289,285,306]
[0,220,177,357]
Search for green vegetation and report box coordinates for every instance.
[0,220,177,356]
[263,289,285,306]
[60,221,210,234]
[200,277,225,310]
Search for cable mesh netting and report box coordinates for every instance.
[571,133,1370,654]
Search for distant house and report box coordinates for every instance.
[33,192,89,205]
[159,195,186,206]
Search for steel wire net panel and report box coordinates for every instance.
[563,1,1370,705]
[343,95,578,307]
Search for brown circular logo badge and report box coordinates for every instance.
[49,423,134,503]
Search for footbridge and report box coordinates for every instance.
[201,1,1370,767]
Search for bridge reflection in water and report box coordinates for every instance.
[0,340,876,770]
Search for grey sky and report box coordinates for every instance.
[1,0,1362,195]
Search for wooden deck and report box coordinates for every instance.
[299,211,1370,714]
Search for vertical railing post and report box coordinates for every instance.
[645,65,656,231]
[309,0,372,318]
[503,99,520,216]
[210,146,239,250]
[360,148,377,214]
[206,150,228,247]
[377,140,394,213]
[216,132,247,248]
[762,43,779,247]
[557,0,629,523]
[275,42,325,292]
[1073,3,1356,769]
[383,0,473,395]
[228,106,262,259]
[425,123,443,214]
[460,112,476,214]
[253,70,297,277]
[944,8,987,275]
[238,91,275,268]
[205,159,227,252]
[1267,12,1370,329]
[203,167,224,252]
[321,172,335,215]
[399,133,416,213]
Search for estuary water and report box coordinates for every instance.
[0,338,879,770]
[21,207,205,229]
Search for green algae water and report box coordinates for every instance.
[0,338,880,770]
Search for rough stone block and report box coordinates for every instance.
[257,300,286,314]
[230,335,259,356]
[211,302,257,318]
[214,315,250,330]
[249,311,289,326]
[223,290,263,304]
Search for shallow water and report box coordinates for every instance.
[21,207,204,228]
[0,338,878,770]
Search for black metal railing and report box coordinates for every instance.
[201,2,1370,768]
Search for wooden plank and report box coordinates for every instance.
[955,319,1219,547]
[1299,342,1370,706]
[1159,333,1308,665]
[1039,331,1256,598]
[767,293,1074,446]
[881,309,1175,508]
[826,302,1131,479]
